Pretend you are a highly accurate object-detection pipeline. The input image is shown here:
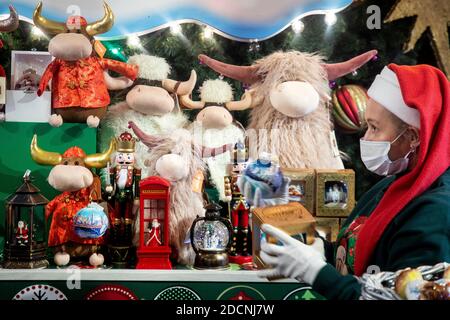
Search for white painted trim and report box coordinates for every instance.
[0,269,297,283]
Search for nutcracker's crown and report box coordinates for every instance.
[116,132,136,153]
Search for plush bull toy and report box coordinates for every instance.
[0,5,19,77]
[198,50,378,169]
[31,135,115,267]
[33,2,138,128]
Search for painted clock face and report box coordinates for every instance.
[154,286,201,300]
[13,285,67,300]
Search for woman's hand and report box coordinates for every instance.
[257,224,327,285]
[236,175,290,208]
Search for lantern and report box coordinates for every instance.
[136,176,171,269]
[3,171,49,268]
[190,203,233,270]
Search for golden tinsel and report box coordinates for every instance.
[384,0,449,78]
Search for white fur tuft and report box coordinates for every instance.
[200,79,234,103]
[127,54,171,80]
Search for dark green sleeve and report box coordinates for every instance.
[385,197,450,270]
[312,264,361,300]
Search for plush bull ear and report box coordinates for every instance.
[324,50,378,80]
[128,121,164,148]
[179,95,205,110]
[30,134,62,166]
[162,70,197,96]
[225,90,254,111]
[198,54,260,84]
[84,138,116,169]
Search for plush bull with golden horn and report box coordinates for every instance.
[33,1,138,128]
[198,50,377,169]
[31,135,115,267]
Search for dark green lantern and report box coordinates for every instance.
[3,171,49,268]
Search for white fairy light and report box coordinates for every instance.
[292,19,304,34]
[203,26,213,39]
[31,26,45,38]
[325,12,337,26]
[127,35,141,48]
[170,23,182,34]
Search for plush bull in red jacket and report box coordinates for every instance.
[33,2,138,128]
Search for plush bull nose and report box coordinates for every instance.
[155,154,188,182]
[196,106,233,129]
[126,85,175,115]
[48,33,93,61]
[269,81,320,118]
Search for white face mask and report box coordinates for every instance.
[360,129,414,176]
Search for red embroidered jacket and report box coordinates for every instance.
[46,189,105,247]
[37,57,138,109]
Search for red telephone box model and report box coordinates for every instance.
[136,176,172,269]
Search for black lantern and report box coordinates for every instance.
[3,171,49,268]
[190,203,233,270]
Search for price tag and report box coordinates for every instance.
[191,170,204,193]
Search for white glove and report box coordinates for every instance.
[105,185,113,193]
[237,175,290,208]
[257,224,327,285]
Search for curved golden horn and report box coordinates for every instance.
[32,2,67,35]
[226,90,254,111]
[0,5,19,32]
[30,134,62,166]
[163,70,197,96]
[85,1,114,37]
[84,138,116,169]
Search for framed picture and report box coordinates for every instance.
[282,168,315,215]
[316,169,355,217]
[315,217,340,242]
[10,50,53,91]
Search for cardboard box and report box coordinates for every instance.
[252,202,315,269]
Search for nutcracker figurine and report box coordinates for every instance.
[106,132,141,246]
[224,141,252,265]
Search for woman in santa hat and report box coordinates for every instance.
[252,63,450,299]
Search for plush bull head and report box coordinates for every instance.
[180,78,252,129]
[31,135,115,192]
[128,121,232,182]
[198,50,377,118]
[0,5,19,32]
[113,55,198,116]
[33,1,113,61]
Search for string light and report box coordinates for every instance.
[31,26,45,38]
[202,26,213,39]
[127,35,141,48]
[292,19,304,34]
[325,12,337,26]
[170,23,182,34]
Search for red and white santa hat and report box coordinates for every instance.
[367,65,421,129]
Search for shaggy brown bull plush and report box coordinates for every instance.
[199,50,377,169]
